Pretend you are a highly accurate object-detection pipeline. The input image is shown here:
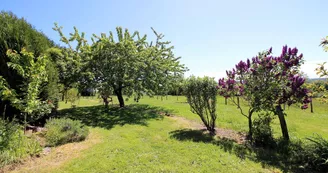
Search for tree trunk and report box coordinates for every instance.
[237,97,240,108]
[62,92,65,101]
[276,105,289,141]
[248,116,253,140]
[115,88,125,107]
[225,97,227,105]
[1,103,6,119]
[310,100,313,113]
[103,97,109,107]
[0,102,5,119]
[209,128,216,136]
[247,110,254,141]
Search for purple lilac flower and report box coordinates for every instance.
[291,47,298,55]
[282,45,288,56]
[247,59,250,68]
[298,53,303,59]
[301,104,308,109]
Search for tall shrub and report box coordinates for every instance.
[0,11,57,122]
[184,76,217,135]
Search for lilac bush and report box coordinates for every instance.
[217,46,310,140]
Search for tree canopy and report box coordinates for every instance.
[54,24,187,107]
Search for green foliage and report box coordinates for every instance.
[45,118,89,147]
[53,24,187,107]
[316,38,328,103]
[252,112,275,147]
[41,59,60,108]
[0,11,55,121]
[302,135,328,172]
[275,135,328,172]
[46,47,82,101]
[5,49,51,122]
[0,119,42,168]
[305,81,328,103]
[184,76,217,134]
[66,88,79,107]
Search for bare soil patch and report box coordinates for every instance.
[2,129,102,173]
[167,115,246,144]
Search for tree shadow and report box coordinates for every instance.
[58,104,170,129]
[169,129,237,154]
[169,129,314,173]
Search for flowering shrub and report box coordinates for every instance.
[217,46,310,140]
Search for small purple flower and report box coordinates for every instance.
[291,47,298,55]
[227,78,235,85]
[218,78,226,86]
[252,57,256,63]
[298,53,303,59]
[268,47,272,54]
[301,104,308,109]
[282,45,288,56]
[235,60,248,72]
[247,59,250,68]
[303,97,311,104]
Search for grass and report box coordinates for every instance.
[8,95,327,172]
[140,96,328,139]
[12,104,274,173]
[62,95,328,139]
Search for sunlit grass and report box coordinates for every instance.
[62,95,328,139]
[22,95,326,172]
[44,111,274,173]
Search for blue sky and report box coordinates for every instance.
[2,0,327,78]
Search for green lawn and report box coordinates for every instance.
[47,115,272,173]
[132,96,328,140]
[61,95,328,139]
[13,95,326,172]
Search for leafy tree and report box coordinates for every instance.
[169,73,185,100]
[40,56,60,109]
[65,88,79,107]
[304,81,328,112]
[0,11,56,121]
[218,46,310,141]
[315,37,328,103]
[184,76,217,135]
[318,36,328,77]
[52,24,89,102]
[3,49,50,130]
[54,24,186,107]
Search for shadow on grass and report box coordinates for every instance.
[170,129,313,173]
[169,129,238,154]
[58,104,171,129]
